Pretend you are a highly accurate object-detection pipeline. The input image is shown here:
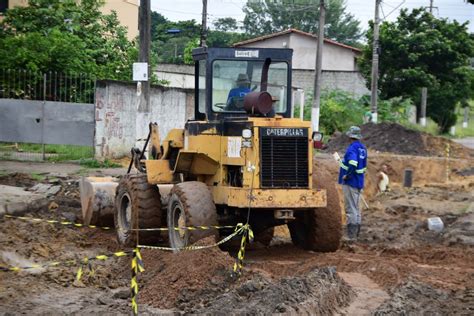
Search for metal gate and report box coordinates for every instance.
[0,70,95,161]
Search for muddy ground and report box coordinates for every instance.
[0,158,473,315]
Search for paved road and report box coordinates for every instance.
[453,137,474,150]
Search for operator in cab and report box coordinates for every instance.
[226,73,251,110]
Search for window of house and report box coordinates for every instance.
[0,0,8,14]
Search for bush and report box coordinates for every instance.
[377,97,413,124]
[296,90,412,135]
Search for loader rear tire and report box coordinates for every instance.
[255,227,275,247]
[167,181,218,251]
[288,168,342,252]
[114,174,162,247]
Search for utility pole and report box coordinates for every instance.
[311,0,325,132]
[201,0,208,47]
[462,107,469,128]
[429,0,434,13]
[138,0,151,111]
[420,87,427,127]
[370,0,381,123]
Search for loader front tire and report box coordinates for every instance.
[114,174,162,247]
[288,168,342,252]
[167,181,217,251]
[255,227,275,247]
[288,207,341,252]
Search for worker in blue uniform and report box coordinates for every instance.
[338,126,367,240]
[226,73,251,110]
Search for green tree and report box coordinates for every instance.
[358,8,474,133]
[151,13,249,64]
[214,17,239,32]
[183,38,199,65]
[242,0,362,46]
[207,31,248,48]
[0,0,136,80]
[151,16,201,64]
[151,11,169,40]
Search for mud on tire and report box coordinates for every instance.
[288,168,342,252]
[255,227,275,247]
[114,173,162,247]
[167,181,218,250]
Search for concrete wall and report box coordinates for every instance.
[155,64,369,98]
[238,32,359,71]
[293,69,370,97]
[94,80,194,158]
[156,64,195,89]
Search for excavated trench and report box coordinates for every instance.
[1,149,473,315]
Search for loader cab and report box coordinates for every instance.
[192,47,293,121]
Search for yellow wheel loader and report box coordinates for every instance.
[80,47,342,252]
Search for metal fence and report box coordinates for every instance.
[0,143,94,162]
[0,69,96,162]
[0,69,96,103]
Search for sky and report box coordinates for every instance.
[149,0,474,33]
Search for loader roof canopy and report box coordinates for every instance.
[192,47,293,120]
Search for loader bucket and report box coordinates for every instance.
[80,177,118,226]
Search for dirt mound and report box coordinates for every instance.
[443,211,474,246]
[0,172,40,187]
[375,280,474,315]
[192,267,354,315]
[325,123,473,158]
[139,237,235,310]
[138,238,355,314]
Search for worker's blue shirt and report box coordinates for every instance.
[338,140,367,190]
[227,87,251,103]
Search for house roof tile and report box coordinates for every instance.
[233,28,361,53]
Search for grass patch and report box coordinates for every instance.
[79,158,121,168]
[0,142,93,161]
[403,115,473,139]
[73,168,90,176]
[404,119,439,135]
[453,112,474,138]
[30,172,46,181]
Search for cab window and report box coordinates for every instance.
[211,60,288,113]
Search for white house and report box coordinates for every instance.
[155,28,370,111]
[234,29,369,97]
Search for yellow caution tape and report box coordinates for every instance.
[1,215,251,316]
[0,250,132,273]
[137,223,249,252]
[445,143,450,181]
[131,248,144,316]
[233,224,254,276]
[2,214,113,230]
[129,225,237,232]
[2,214,237,232]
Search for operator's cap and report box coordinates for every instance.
[236,73,250,83]
[346,126,362,139]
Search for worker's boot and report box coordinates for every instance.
[346,224,358,241]
[356,224,361,238]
